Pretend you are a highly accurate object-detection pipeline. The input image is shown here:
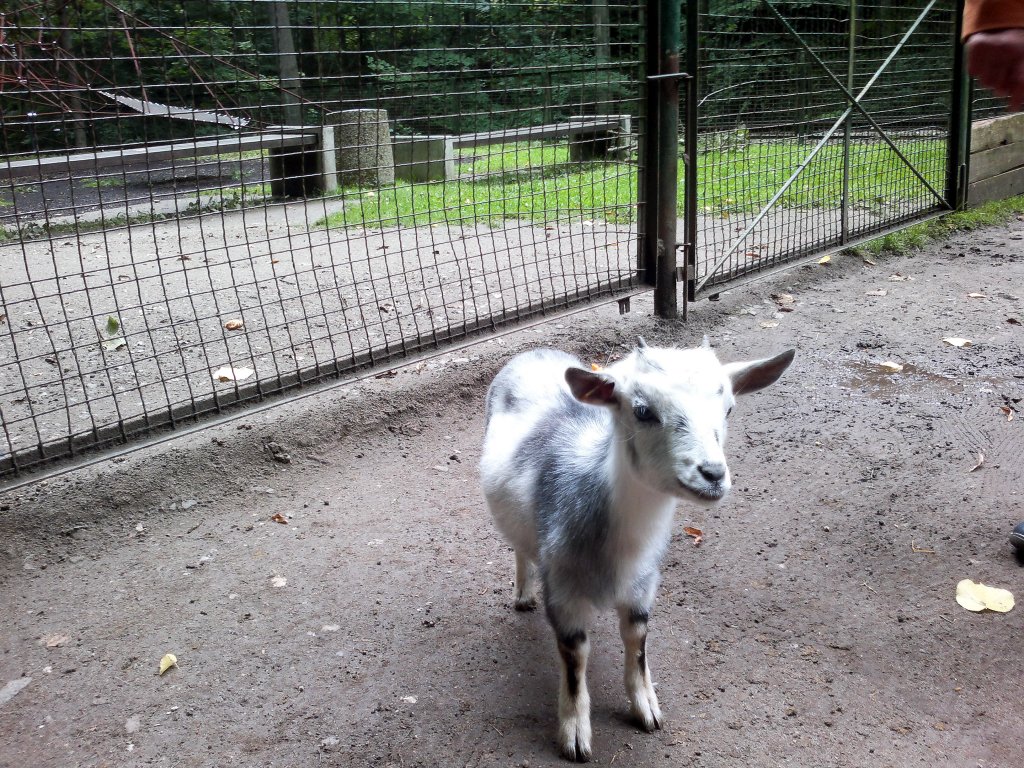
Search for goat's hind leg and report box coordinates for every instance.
[514,550,538,611]
[617,604,662,732]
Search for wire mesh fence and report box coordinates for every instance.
[691,0,960,293]
[0,0,646,480]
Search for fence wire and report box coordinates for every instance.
[693,0,959,292]
[0,0,645,480]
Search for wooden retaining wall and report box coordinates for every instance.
[969,113,1024,206]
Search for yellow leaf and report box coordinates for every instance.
[817,254,831,265]
[590,363,603,371]
[159,653,177,675]
[956,579,1014,613]
[942,337,972,348]
[224,319,244,331]
[879,361,904,373]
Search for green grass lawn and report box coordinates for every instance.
[317,138,948,231]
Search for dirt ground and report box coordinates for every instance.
[2,214,1023,767]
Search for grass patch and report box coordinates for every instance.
[849,195,1024,257]
[318,137,948,231]
[83,177,125,189]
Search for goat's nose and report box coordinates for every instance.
[698,462,727,483]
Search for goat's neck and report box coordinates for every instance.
[604,432,676,522]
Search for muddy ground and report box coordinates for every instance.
[2,216,1023,767]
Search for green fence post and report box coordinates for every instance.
[654,0,681,319]
[947,0,971,210]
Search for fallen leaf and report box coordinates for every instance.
[956,579,1014,613]
[271,575,287,588]
[375,370,398,379]
[968,451,985,472]
[966,292,987,299]
[865,289,888,297]
[759,321,779,329]
[1000,406,1015,422]
[862,256,877,266]
[942,337,972,348]
[101,337,127,351]
[817,254,831,265]
[683,526,704,546]
[744,250,760,258]
[771,292,795,306]
[878,361,904,373]
[105,316,120,335]
[378,303,394,314]
[1008,317,1022,326]
[888,273,912,282]
[270,512,288,525]
[213,365,255,382]
[590,363,604,371]
[158,653,177,676]
[40,633,69,648]
[224,319,244,331]
[401,696,417,704]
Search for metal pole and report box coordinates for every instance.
[947,0,970,209]
[654,0,680,319]
[640,0,661,286]
[841,0,855,244]
[683,0,699,308]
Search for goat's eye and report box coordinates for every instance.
[633,404,658,424]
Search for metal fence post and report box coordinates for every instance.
[683,0,699,309]
[841,0,856,244]
[947,0,971,209]
[654,0,681,319]
[640,0,661,287]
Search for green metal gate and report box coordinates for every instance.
[686,0,967,297]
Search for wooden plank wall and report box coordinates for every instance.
[969,113,1024,205]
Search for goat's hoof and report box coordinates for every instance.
[514,596,538,612]
[559,737,592,763]
[631,691,663,732]
[558,718,592,762]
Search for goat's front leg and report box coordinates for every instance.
[547,601,594,762]
[616,605,662,732]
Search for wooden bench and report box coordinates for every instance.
[0,129,336,198]
[392,115,633,182]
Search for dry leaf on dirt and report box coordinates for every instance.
[158,653,177,675]
[888,273,912,282]
[956,579,1014,613]
[878,361,904,373]
[271,575,287,588]
[270,512,288,525]
[401,696,417,704]
[40,633,69,648]
[1000,406,1015,422]
[968,451,985,472]
[771,293,795,306]
[213,366,255,382]
[862,256,877,266]
[1007,317,1022,326]
[865,289,888,297]
[683,526,704,546]
[966,292,987,299]
[590,363,604,371]
[817,254,831,265]
[224,319,244,331]
[942,337,972,348]
[378,303,394,314]
[375,370,398,379]
[759,321,779,329]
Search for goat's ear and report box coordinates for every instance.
[565,367,619,406]
[636,335,648,349]
[724,349,795,396]
[700,334,711,349]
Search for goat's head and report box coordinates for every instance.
[565,338,795,504]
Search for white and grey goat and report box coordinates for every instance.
[480,338,794,761]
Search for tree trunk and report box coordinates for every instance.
[58,1,89,148]
[268,1,304,126]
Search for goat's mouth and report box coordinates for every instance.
[677,479,728,502]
